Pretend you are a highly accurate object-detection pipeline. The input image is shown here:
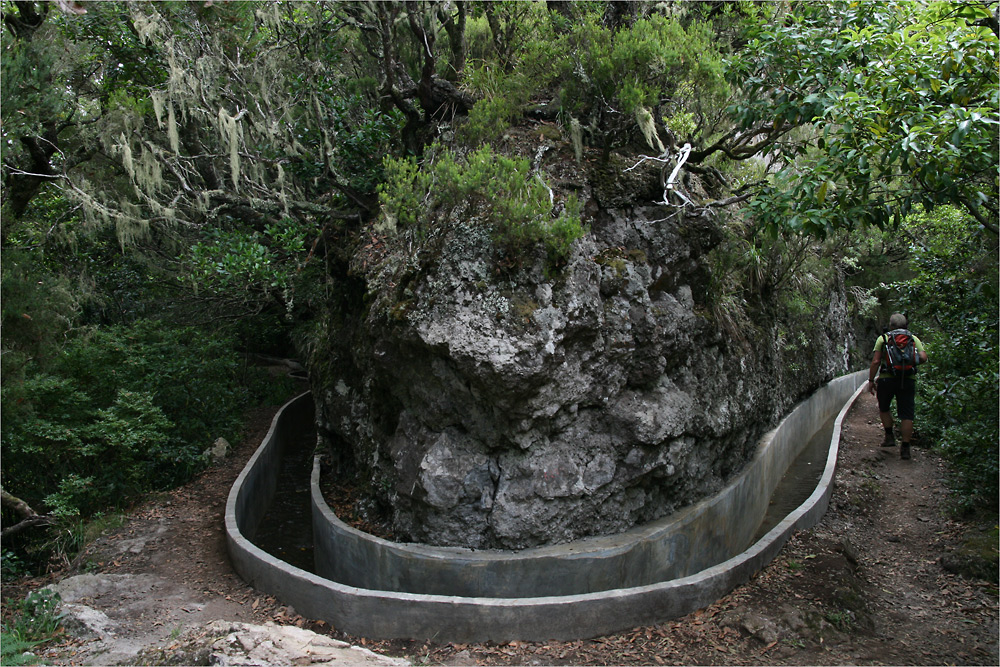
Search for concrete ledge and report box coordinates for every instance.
[226,371,867,642]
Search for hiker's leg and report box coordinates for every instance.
[897,379,916,441]
[875,380,897,445]
[900,419,914,442]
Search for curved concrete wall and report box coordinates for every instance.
[226,371,867,642]
[311,371,849,597]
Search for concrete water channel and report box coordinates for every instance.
[226,370,867,642]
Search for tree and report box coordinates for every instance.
[1,1,89,224]
[725,1,999,237]
[339,1,474,156]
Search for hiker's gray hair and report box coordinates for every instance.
[889,312,908,329]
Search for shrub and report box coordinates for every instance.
[379,145,585,269]
[558,12,730,147]
[0,633,44,666]
[1,589,63,665]
[458,1,567,143]
[1,319,256,519]
[0,249,81,381]
[5,590,63,641]
[459,67,531,144]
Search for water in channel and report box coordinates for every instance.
[250,430,316,572]
[251,415,839,576]
[750,411,838,544]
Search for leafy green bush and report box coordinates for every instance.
[460,66,533,144]
[558,12,729,145]
[5,590,63,641]
[379,145,585,268]
[0,249,81,382]
[729,1,998,239]
[0,633,44,666]
[185,217,321,314]
[1,319,256,518]
[459,5,568,144]
[458,7,729,150]
[919,341,999,512]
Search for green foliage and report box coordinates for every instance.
[559,11,730,146]
[1,589,63,665]
[458,6,731,150]
[460,65,534,144]
[285,79,403,201]
[0,249,81,379]
[824,609,855,632]
[0,633,44,666]
[1,549,28,580]
[708,212,833,329]
[185,217,324,317]
[327,102,403,198]
[732,1,999,237]
[41,511,127,571]
[379,146,585,268]
[460,4,566,143]
[1,319,256,518]
[4,186,173,331]
[0,6,72,152]
[684,0,775,51]
[887,208,999,512]
[5,590,63,641]
[56,1,170,101]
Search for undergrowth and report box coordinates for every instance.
[1,589,64,665]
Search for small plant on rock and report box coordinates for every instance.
[379,145,586,271]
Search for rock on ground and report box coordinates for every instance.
[46,574,410,666]
[139,620,410,667]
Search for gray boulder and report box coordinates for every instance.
[312,190,850,550]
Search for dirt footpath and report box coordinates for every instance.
[13,391,1000,666]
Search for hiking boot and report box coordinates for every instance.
[881,431,896,447]
[900,443,911,460]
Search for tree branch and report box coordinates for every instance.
[706,192,755,208]
[959,194,1000,235]
[1,488,53,539]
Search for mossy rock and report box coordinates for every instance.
[941,526,999,583]
[536,124,562,142]
[594,247,628,277]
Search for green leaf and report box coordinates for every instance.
[951,119,971,146]
[817,180,829,204]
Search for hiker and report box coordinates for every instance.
[867,313,928,460]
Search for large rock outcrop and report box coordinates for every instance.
[309,143,851,550]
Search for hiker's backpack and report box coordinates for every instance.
[881,328,919,377]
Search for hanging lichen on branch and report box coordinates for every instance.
[216,108,246,191]
[82,1,380,243]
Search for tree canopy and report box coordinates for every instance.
[730,0,998,236]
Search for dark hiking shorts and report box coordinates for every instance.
[877,376,916,421]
